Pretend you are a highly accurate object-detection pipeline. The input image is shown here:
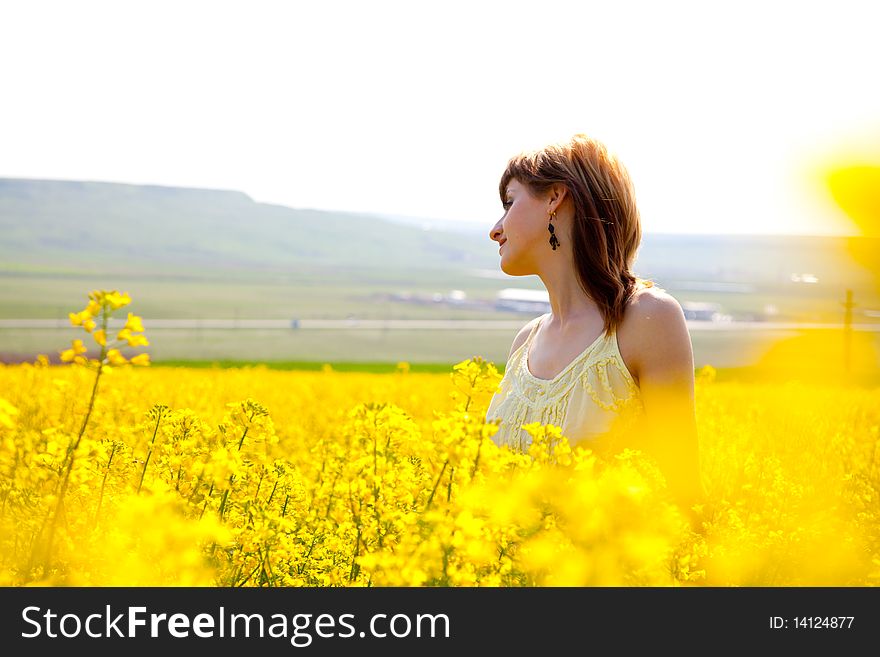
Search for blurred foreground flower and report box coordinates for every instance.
[823,154,880,293]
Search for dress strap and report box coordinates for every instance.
[519,313,548,361]
[527,313,548,342]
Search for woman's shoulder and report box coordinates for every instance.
[627,279,679,316]
[618,281,691,382]
[622,281,689,341]
[506,313,546,360]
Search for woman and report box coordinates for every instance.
[485,133,704,515]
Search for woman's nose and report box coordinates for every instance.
[489,221,502,242]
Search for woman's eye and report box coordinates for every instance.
[502,201,512,209]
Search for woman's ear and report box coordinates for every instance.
[548,184,568,213]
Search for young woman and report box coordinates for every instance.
[486,134,704,513]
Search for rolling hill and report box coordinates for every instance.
[0,178,499,273]
[1,177,876,295]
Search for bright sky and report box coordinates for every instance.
[1,0,878,236]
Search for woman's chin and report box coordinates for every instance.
[499,260,525,277]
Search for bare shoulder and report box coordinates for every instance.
[618,283,693,383]
[627,283,686,323]
[507,314,544,360]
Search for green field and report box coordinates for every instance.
[2,264,878,375]
[4,324,879,385]
[0,266,523,319]
[1,265,875,320]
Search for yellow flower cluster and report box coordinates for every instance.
[61,290,150,367]
[1,360,877,587]
[1,293,878,587]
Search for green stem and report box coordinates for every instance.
[200,482,215,520]
[137,410,164,494]
[40,317,108,572]
[218,485,232,521]
[0,487,9,520]
[186,476,202,505]
[218,423,249,521]
[261,545,274,586]
[237,559,263,588]
[253,469,265,503]
[93,443,118,528]
[348,525,362,582]
[298,532,319,575]
[237,426,250,451]
[373,419,383,548]
[266,480,278,506]
[471,434,484,479]
[424,459,448,511]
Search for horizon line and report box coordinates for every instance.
[0,174,866,240]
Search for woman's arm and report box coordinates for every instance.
[627,292,706,526]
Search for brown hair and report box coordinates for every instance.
[499,133,652,337]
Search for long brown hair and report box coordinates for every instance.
[499,133,651,337]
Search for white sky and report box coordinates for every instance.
[1,0,878,236]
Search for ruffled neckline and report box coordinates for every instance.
[520,313,613,385]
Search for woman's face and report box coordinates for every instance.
[489,178,552,276]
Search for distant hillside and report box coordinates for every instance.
[632,232,876,291]
[0,178,876,291]
[0,178,500,273]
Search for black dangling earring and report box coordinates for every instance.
[548,211,560,250]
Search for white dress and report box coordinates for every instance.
[485,312,644,451]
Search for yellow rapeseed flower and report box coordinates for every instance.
[117,321,148,346]
[106,349,128,366]
[70,303,100,331]
[68,309,96,331]
[124,313,144,333]
[0,398,19,429]
[59,338,88,362]
[93,329,107,347]
[126,334,149,348]
[5,323,879,588]
[108,291,132,309]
